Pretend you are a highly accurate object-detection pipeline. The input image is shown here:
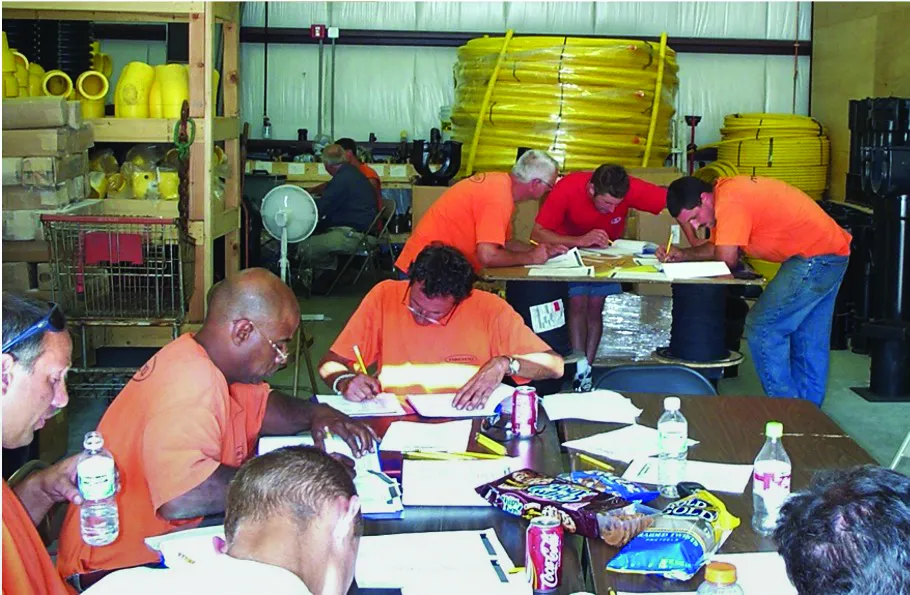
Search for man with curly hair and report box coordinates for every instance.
[320,244,564,410]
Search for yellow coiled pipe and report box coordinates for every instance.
[452,36,678,173]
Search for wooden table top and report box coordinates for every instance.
[559,393,876,594]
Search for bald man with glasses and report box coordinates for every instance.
[320,244,564,410]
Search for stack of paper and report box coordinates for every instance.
[581,239,657,257]
[315,392,406,417]
[528,266,594,277]
[563,424,699,463]
[378,419,473,453]
[407,384,513,418]
[622,457,754,494]
[541,390,643,423]
[661,261,731,280]
[401,457,520,507]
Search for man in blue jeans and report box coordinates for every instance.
[659,176,851,406]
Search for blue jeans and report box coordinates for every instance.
[745,254,848,406]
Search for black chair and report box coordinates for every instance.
[594,364,717,396]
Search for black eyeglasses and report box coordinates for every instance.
[2,302,66,354]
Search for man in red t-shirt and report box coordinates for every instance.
[532,164,697,391]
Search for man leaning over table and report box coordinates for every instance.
[320,244,565,410]
[57,268,377,588]
[659,175,851,406]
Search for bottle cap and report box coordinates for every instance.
[705,561,737,585]
[766,421,783,439]
[664,396,681,411]
[83,431,104,451]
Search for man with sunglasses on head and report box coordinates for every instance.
[57,268,377,588]
[320,244,564,410]
[394,150,568,275]
[2,292,80,595]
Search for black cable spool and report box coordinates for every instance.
[668,284,728,362]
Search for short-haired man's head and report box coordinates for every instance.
[408,244,475,303]
[775,465,910,595]
[2,292,66,371]
[666,176,713,218]
[511,149,559,185]
[590,164,630,199]
[321,144,347,168]
[224,446,359,544]
[335,138,357,155]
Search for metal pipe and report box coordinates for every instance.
[317,37,324,137]
[263,2,269,118]
[330,36,336,140]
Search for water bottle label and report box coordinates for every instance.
[78,457,116,501]
[753,470,791,494]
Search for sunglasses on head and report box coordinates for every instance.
[2,302,66,354]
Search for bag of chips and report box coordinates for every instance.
[558,470,660,503]
[606,490,741,581]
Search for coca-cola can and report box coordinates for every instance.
[511,386,538,438]
[526,516,563,592]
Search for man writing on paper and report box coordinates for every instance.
[320,244,565,409]
[84,446,362,595]
[659,176,851,405]
[2,293,81,595]
[395,150,567,275]
[531,164,700,392]
[57,268,376,585]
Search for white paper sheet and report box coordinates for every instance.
[315,392,406,417]
[541,390,643,424]
[661,261,732,279]
[525,247,584,268]
[145,525,224,568]
[563,424,699,463]
[527,266,594,277]
[378,419,473,453]
[257,435,380,478]
[581,239,657,256]
[407,384,513,418]
[622,457,754,494]
[401,457,520,507]
[355,528,527,593]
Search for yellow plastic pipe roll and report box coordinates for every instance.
[76,70,109,119]
[452,36,678,173]
[114,61,154,118]
[43,70,73,98]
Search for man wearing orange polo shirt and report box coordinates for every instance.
[336,137,382,213]
[57,269,376,587]
[320,244,565,410]
[660,176,851,405]
[395,150,566,274]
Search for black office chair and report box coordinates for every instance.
[594,364,717,396]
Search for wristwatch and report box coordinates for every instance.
[506,356,521,376]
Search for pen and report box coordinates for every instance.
[475,432,508,455]
[352,345,368,375]
[578,453,615,471]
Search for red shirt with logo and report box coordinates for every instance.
[329,280,551,394]
[535,170,667,239]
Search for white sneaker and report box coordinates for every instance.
[573,369,593,392]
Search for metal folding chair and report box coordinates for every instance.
[594,364,718,396]
[326,199,396,295]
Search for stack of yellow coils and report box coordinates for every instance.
[451,36,679,173]
[712,113,829,200]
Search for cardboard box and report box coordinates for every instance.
[2,125,94,157]
[2,240,50,263]
[1,199,95,241]
[2,152,89,187]
[411,185,450,227]
[3,175,87,210]
[1,97,81,130]
[35,262,54,291]
[2,262,37,292]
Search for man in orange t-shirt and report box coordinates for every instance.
[57,269,376,584]
[660,176,851,405]
[2,293,80,595]
[395,150,567,275]
[320,244,565,410]
[336,137,383,213]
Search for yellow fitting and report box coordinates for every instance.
[11,49,28,70]
[114,61,154,118]
[76,70,109,119]
[213,145,225,165]
[3,72,18,98]
[156,64,189,119]
[212,68,220,108]
[130,169,156,199]
[43,70,73,98]
[2,32,15,74]
[158,170,179,200]
[27,62,45,96]
[148,65,165,118]
[14,59,28,96]
[88,171,109,199]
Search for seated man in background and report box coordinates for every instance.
[336,137,382,213]
[320,244,564,410]
[85,446,361,595]
[297,143,378,277]
[532,164,700,392]
[2,293,80,595]
[775,465,910,595]
[395,150,567,275]
[57,268,376,585]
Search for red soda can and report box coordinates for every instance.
[526,516,563,592]
[511,386,538,438]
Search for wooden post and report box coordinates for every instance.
[223,9,241,279]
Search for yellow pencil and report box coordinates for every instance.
[529,239,539,246]
[578,453,615,471]
[475,432,508,455]
[665,232,673,257]
[404,451,464,461]
[352,345,367,375]
[508,567,525,574]
[450,451,504,460]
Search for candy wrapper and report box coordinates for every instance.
[476,469,653,544]
[606,490,741,580]
[558,470,660,503]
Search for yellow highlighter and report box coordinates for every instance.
[577,453,615,472]
[475,432,508,455]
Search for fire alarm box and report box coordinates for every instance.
[310,24,326,39]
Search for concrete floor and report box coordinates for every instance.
[67,275,909,472]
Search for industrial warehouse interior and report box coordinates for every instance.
[1,2,909,595]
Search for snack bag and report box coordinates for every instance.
[606,490,740,580]
[558,470,660,503]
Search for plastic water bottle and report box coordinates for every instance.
[657,396,688,498]
[752,421,792,536]
[696,562,745,594]
[77,431,119,546]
